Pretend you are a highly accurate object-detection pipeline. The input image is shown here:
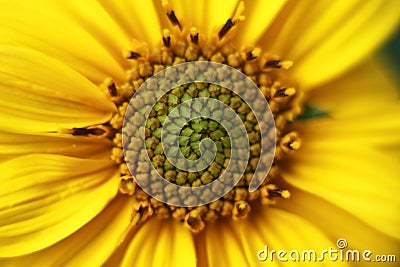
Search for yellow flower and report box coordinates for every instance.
[0,0,399,266]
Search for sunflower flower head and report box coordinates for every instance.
[78,1,305,233]
[0,0,399,266]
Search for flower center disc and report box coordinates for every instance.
[77,5,303,233]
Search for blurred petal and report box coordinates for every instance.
[0,130,112,163]
[0,0,129,83]
[235,0,287,46]
[307,58,400,118]
[0,196,131,266]
[203,0,240,35]
[283,120,400,239]
[120,218,196,267]
[98,0,163,46]
[241,207,351,266]
[299,57,400,147]
[258,0,399,89]
[0,46,116,133]
[166,0,238,36]
[167,0,207,33]
[295,116,400,148]
[201,220,250,267]
[0,154,118,257]
[277,188,400,267]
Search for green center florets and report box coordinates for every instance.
[144,82,261,188]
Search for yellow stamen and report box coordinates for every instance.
[124,50,141,60]
[232,200,251,220]
[280,60,294,70]
[280,131,301,152]
[162,29,171,48]
[289,141,301,150]
[189,27,199,45]
[161,0,169,8]
[184,211,205,234]
[246,47,262,61]
[232,1,245,23]
[262,59,293,70]
[119,176,135,195]
[280,190,291,199]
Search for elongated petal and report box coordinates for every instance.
[296,117,400,148]
[0,130,112,163]
[301,58,400,146]
[307,58,400,118]
[0,0,129,83]
[234,0,287,46]
[0,196,131,266]
[258,0,399,89]
[0,154,118,257]
[120,218,197,267]
[166,0,207,33]
[203,0,240,35]
[98,0,163,46]
[0,46,116,133]
[165,0,238,36]
[282,121,400,239]
[241,207,351,266]
[277,188,400,267]
[200,219,250,267]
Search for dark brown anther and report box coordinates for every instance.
[190,33,199,45]
[275,88,289,97]
[126,51,141,59]
[167,10,182,30]
[163,36,171,48]
[246,51,256,60]
[264,60,282,69]
[108,82,117,97]
[71,126,107,137]
[71,127,91,136]
[268,189,289,198]
[218,19,235,40]
[131,202,153,225]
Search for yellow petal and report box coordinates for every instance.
[0,46,116,133]
[283,122,400,239]
[165,0,238,36]
[292,0,399,88]
[300,57,400,146]
[234,0,287,46]
[203,0,240,36]
[202,219,250,267]
[0,0,129,83]
[296,117,400,148]
[306,58,400,118]
[277,188,400,267]
[97,0,163,46]
[0,130,112,163]
[120,218,196,267]
[167,0,206,32]
[0,196,131,266]
[258,0,399,89]
[241,206,351,266]
[0,154,118,257]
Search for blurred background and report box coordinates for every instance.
[380,29,400,87]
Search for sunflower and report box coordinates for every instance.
[0,0,399,266]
